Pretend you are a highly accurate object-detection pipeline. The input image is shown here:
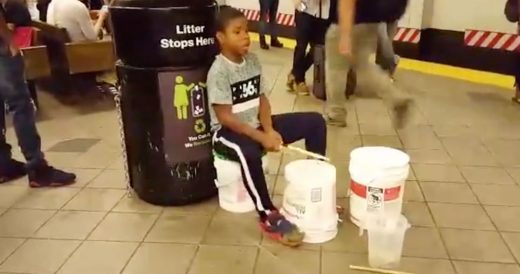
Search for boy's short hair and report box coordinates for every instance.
[216,6,246,32]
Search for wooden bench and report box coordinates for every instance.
[33,20,115,74]
[21,45,51,80]
[31,20,116,94]
[65,40,115,74]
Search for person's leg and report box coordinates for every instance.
[0,54,76,186]
[514,52,520,104]
[0,54,44,169]
[0,55,34,182]
[269,0,283,47]
[214,127,275,216]
[258,0,270,49]
[213,127,304,246]
[375,21,399,76]
[0,97,14,166]
[352,23,412,128]
[324,24,350,127]
[272,112,326,155]
[291,12,312,94]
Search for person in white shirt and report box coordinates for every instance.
[288,0,330,95]
[47,0,107,42]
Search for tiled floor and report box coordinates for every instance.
[2,44,520,274]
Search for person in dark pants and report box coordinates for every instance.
[505,0,520,103]
[258,0,283,49]
[288,0,330,95]
[0,5,76,187]
[209,7,327,247]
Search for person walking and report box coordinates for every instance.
[287,0,330,95]
[258,0,283,50]
[345,19,401,97]
[0,5,76,187]
[325,0,411,128]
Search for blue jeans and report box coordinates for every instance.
[259,0,279,40]
[0,53,44,169]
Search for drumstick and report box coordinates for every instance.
[349,265,415,274]
[282,145,330,162]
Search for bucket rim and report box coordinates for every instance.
[350,146,410,166]
[285,159,336,184]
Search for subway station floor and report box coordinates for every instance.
[1,44,520,274]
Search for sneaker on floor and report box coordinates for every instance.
[392,98,412,129]
[0,159,26,184]
[271,39,284,48]
[287,73,296,92]
[260,211,304,247]
[325,115,347,127]
[28,164,76,188]
[293,82,310,96]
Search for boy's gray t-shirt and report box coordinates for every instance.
[207,53,267,131]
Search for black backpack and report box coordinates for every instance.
[505,0,519,23]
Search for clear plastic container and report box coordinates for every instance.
[366,214,410,269]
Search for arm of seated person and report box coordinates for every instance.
[77,4,106,40]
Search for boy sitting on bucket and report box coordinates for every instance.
[208,6,328,247]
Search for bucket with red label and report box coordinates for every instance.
[348,147,410,228]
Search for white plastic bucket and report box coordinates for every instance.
[213,155,268,213]
[367,214,410,269]
[349,147,410,227]
[282,159,338,244]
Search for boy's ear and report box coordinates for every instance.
[216,31,225,44]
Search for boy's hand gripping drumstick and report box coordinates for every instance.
[282,145,330,162]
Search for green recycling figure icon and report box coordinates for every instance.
[194,119,206,134]
[174,75,207,120]
[173,75,194,120]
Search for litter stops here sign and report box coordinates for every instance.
[158,67,212,164]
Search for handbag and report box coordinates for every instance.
[505,0,519,23]
[13,27,33,48]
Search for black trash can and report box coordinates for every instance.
[110,0,219,68]
[110,0,218,206]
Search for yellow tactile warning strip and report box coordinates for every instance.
[249,33,515,90]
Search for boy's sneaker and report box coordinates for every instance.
[0,159,27,184]
[260,211,304,247]
[28,163,76,188]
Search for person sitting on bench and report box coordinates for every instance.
[47,0,107,42]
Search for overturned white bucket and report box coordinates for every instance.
[349,147,410,227]
[282,159,338,244]
[213,155,268,213]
